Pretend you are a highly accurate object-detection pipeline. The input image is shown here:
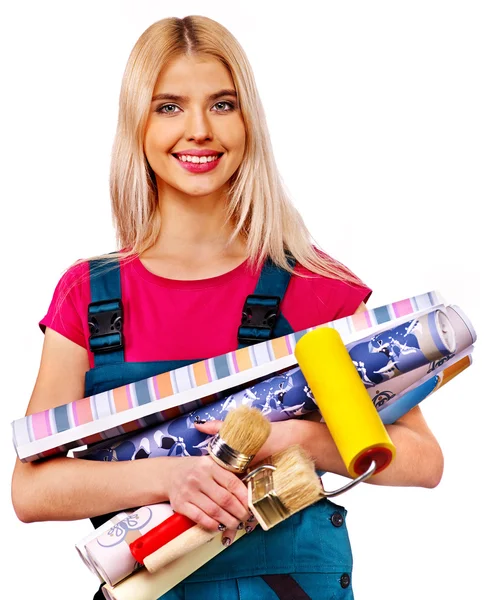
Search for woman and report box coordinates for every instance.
[11,15,443,599]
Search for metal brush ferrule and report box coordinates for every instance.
[208,434,254,473]
[243,464,290,530]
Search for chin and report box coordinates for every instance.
[171,177,228,198]
[181,184,222,197]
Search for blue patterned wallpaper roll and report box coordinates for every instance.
[77,310,455,462]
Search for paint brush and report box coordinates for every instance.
[131,405,271,572]
[246,443,376,531]
[245,444,324,530]
[207,404,271,472]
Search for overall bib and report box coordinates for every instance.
[86,258,354,600]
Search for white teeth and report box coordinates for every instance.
[176,154,220,163]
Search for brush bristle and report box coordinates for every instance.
[272,445,323,515]
[219,406,271,456]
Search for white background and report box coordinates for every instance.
[1,1,499,598]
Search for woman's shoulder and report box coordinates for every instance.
[283,252,372,328]
[54,252,127,290]
[42,252,123,323]
[43,259,91,303]
[39,259,93,346]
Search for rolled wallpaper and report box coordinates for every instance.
[74,303,475,592]
[83,503,174,586]
[77,308,461,463]
[77,349,473,591]
[12,292,443,462]
[76,511,130,582]
[379,353,472,424]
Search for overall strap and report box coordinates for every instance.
[238,255,296,347]
[87,258,125,366]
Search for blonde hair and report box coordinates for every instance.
[102,16,364,286]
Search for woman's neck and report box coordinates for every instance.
[140,185,248,280]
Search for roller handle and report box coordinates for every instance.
[143,525,216,573]
[129,513,195,564]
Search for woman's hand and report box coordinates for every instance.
[162,454,251,538]
[194,418,299,544]
[195,418,298,465]
[192,418,294,544]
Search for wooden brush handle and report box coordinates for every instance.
[143,525,217,573]
[103,529,246,600]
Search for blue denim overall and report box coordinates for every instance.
[87,258,354,600]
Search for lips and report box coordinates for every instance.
[172,152,223,173]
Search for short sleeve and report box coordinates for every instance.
[39,261,91,349]
[303,248,372,320]
[281,255,372,333]
[330,279,372,320]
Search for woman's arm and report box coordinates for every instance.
[250,301,444,488]
[11,328,169,522]
[11,329,250,530]
[248,405,443,488]
[286,405,444,488]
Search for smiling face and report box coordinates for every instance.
[144,54,246,200]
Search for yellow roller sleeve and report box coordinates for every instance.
[295,328,396,478]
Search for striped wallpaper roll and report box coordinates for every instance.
[12,291,442,462]
[75,309,457,463]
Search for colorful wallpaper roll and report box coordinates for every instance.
[373,345,473,413]
[75,511,130,583]
[12,291,443,462]
[77,310,454,462]
[77,356,471,600]
[379,353,472,424]
[76,306,475,593]
[76,365,317,461]
[369,305,476,411]
[348,309,455,386]
[102,529,247,600]
[83,503,174,586]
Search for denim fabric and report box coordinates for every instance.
[86,258,354,599]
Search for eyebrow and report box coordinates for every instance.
[151,89,238,103]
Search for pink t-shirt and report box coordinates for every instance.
[40,255,371,368]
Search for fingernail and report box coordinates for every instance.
[245,526,254,533]
[247,514,255,522]
[194,417,206,424]
[237,522,244,530]
[222,537,231,547]
[218,523,226,531]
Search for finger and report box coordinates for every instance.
[193,420,223,435]
[211,466,250,516]
[244,511,258,534]
[194,490,242,531]
[220,522,245,547]
[221,515,259,548]
[199,478,249,525]
[179,501,221,532]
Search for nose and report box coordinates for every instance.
[185,108,213,143]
